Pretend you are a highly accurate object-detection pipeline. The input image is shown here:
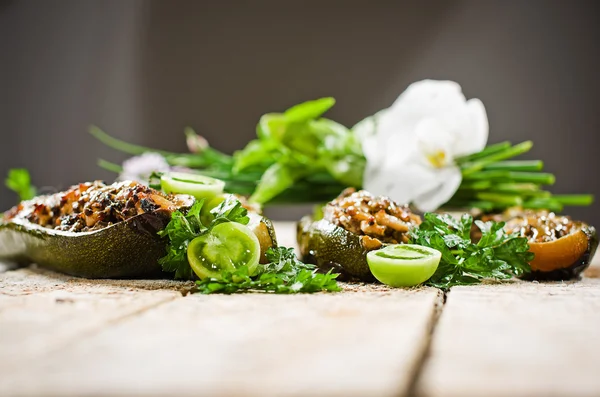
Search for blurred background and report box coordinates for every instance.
[0,0,598,223]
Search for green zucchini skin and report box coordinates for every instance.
[0,210,279,279]
[0,211,172,278]
[297,216,376,281]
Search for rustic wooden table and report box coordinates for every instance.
[1,222,599,397]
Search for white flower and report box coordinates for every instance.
[118,152,170,182]
[355,80,488,212]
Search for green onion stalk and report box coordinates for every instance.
[90,99,593,214]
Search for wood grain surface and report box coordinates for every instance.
[416,279,600,397]
[0,222,599,397]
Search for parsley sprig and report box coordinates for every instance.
[158,196,340,293]
[410,213,533,289]
[195,247,341,294]
[5,168,37,201]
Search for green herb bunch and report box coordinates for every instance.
[92,97,364,205]
[195,247,341,294]
[91,98,592,211]
[158,196,340,294]
[410,212,534,289]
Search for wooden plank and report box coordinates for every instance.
[417,278,600,397]
[1,287,442,397]
[0,267,185,374]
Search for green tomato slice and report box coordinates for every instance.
[366,244,441,287]
[160,172,225,200]
[187,222,260,280]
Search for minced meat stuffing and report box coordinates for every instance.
[323,188,421,249]
[3,180,192,232]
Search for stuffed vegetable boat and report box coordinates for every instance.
[0,180,276,279]
[299,188,598,282]
[480,208,598,280]
[298,188,423,281]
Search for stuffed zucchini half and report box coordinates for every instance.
[0,180,276,279]
[494,209,598,280]
[297,188,422,281]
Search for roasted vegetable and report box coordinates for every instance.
[297,189,421,280]
[0,181,195,278]
[525,225,597,280]
[249,212,278,264]
[297,217,374,280]
[0,211,174,278]
[0,181,277,279]
[499,209,598,280]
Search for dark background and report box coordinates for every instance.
[1,0,599,223]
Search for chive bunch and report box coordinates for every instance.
[448,141,593,212]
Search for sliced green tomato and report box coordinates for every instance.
[160,172,225,200]
[187,222,260,280]
[366,244,441,287]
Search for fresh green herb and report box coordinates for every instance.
[449,141,593,211]
[90,98,363,206]
[157,195,249,279]
[157,196,337,294]
[235,98,365,204]
[194,246,341,294]
[91,100,593,211]
[409,212,533,289]
[157,200,206,279]
[5,168,37,201]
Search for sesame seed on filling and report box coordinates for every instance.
[323,188,422,246]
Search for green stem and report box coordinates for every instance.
[456,180,492,190]
[455,141,511,164]
[443,200,496,211]
[462,170,510,180]
[475,192,523,206]
[506,172,555,185]
[523,198,563,212]
[90,126,176,156]
[464,170,554,185]
[488,183,551,197]
[552,194,594,206]
[483,160,544,172]
[461,141,533,176]
[97,159,123,173]
[90,125,233,169]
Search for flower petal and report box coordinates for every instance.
[415,118,455,168]
[464,98,489,154]
[391,80,465,115]
[412,166,462,212]
[358,79,487,211]
[354,108,390,169]
[364,155,444,205]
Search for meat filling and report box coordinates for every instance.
[323,188,421,246]
[502,209,578,243]
[3,181,192,232]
